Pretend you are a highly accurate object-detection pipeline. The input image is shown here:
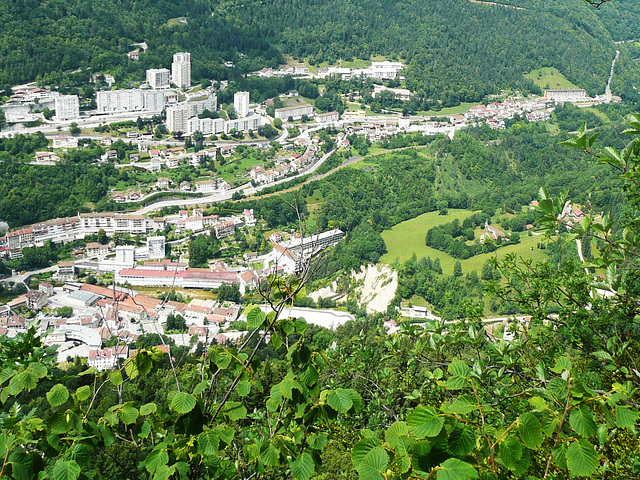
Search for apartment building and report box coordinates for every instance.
[186,95,217,117]
[172,52,191,88]
[234,91,250,118]
[146,68,171,89]
[54,95,80,121]
[166,105,189,134]
[224,114,260,134]
[187,116,225,136]
[544,89,588,103]
[275,104,313,120]
[96,89,165,114]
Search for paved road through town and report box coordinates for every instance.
[132,148,335,215]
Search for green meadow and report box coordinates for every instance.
[380,209,548,275]
[525,67,578,90]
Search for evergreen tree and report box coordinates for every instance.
[453,260,463,277]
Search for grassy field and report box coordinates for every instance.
[380,210,548,275]
[167,17,188,26]
[304,190,325,231]
[346,102,365,112]
[525,67,578,90]
[418,102,478,116]
[380,209,473,265]
[217,155,265,183]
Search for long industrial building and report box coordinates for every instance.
[115,268,239,289]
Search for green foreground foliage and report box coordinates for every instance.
[2,118,640,478]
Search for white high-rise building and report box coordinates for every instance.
[234,91,250,118]
[146,236,166,259]
[166,105,190,134]
[172,52,191,89]
[54,95,80,122]
[146,68,170,89]
[115,245,136,265]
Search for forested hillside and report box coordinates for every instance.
[0,0,283,87]
[1,0,640,104]
[595,0,640,41]
[241,0,631,102]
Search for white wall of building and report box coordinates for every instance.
[146,68,171,89]
[234,91,250,118]
[96,89,165,114]
[172,52,191,88]
[55,95,80,122]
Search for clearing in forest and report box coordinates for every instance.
[525,67,579,90]
[380,209,547,275]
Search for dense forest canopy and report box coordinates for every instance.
[1,0,640,103]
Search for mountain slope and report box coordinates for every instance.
[0,0,638,104]
[239,0,633,101]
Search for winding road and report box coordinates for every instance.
[132,147,335,214]
[605,50,620,102]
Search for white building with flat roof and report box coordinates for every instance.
[146,68,171,89]
[187,95,217,117]
[224,114,261,134]
[116,245,136,265]
[166,105,189,134]
[147,236,165,259]
[544,89,588,103]
[54,95,80,122]
[368,61,404,79]
[172,52,191,88]
[187,116,224,136]
[96,89,165,114]
[275,104,313,121]
[234,91,250,118]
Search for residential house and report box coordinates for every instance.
[269,232,283,243]
[52,136,78,149]
[157,178,171,189]
[480,224,506,243]
[86,242,111,259]
[220,145,235,157]
[213,306,240,322]
[195,179,216,194]
[56,261,77,280]
[39,282,54,296]
[88,346,129,371]
[105,150,118,160]
[191,151,207,167]
[239,270,259,293]
[214,221,235,239]
[188,325,208,344]
[243,209,256,227]
[35,151,57,163]
[26,290,47,310]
